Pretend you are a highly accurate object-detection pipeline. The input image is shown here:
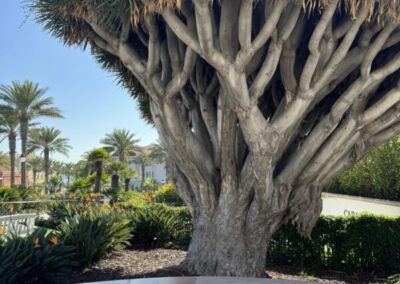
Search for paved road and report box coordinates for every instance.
[322,193,400,216]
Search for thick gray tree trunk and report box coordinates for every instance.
[186,208,271,276]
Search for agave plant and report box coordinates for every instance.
[0,228,77,284]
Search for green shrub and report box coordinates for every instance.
[69,177,92,192]
[154,183,184,206]
[325,137,400,201]
[59,209,131,267]
[0,186,21,201]
[0,228,76,284]
[0,187,43,214]
[35,201,74,229]
[128,205,191,248]
[128,205,176,248]
[113,190,147,208]
[268,214,400,275]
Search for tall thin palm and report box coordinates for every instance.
[28,127,70,190]
[0,111,19,186]
[28,155,43,186]
[0,80,63,187]
[100,129,140,163]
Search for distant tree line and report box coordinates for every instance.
[325,136,400,201]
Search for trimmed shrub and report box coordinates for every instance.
[154,183,184,206]
[0,228,76,284]
[267,214,400,275]
[59,209,131,267]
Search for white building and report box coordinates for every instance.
[111,144,167,189]
[129,161,167,188]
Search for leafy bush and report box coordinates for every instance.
[69,177,92,192]
[59,209,131,267]
[325,137,400,201]
[140,178,158,191]
[0,228,76,284]
[35,201,74,229]
[112,190,146,208]
[47,176,63,194]
[0,187,42,214]
[0,186,21,201]
[268,214,400,276]
[128,205,191,248]
[154,183,183,206]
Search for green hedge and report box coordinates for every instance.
[125,206,400,275]
[267,214,400,275]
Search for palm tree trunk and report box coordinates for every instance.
[141,162,145,188]
[67,176,70,187]
[20,118,28,188]
[8,133,16,187]
[111,174,119,189]
[94,161,102,193]
[44,148,50,193]
[124,178,130,191]
[119,151,125,163]
[33,170,37,186]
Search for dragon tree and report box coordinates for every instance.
[33,0,400,277]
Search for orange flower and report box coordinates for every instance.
[0,225,4,235]
[5,203,14,214]
[50,236,58,246]
[33,237,40,247]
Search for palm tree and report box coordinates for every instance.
[148,143,166,163]
[121,167,137,191]
[27,155,43,186]
[28,127,70,191]
[87,148,110,193]
[51,160,64,177]
[0,80,63,187]
[100,129,140,163]
[106,160,126,190]
[0,151,10,170]
[0,111,19,186]
[62,162,75,187]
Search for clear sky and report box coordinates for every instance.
[0,1,158,163]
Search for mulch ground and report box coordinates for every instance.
[63,249,383,284]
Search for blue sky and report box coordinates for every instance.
[0,1,158,163]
